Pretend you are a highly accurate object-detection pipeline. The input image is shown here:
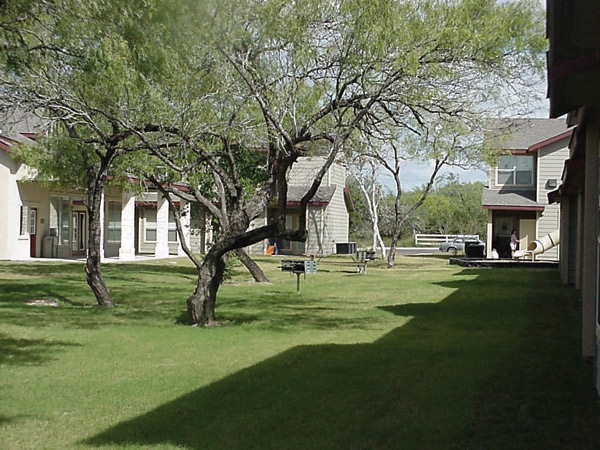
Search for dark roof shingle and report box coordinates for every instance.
[488,118,572,150]
[482,187,544,210]
[286,185,336,205]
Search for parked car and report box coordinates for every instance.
[438,237,485,255]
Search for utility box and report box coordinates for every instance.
[336,242,356,254]
[43,236,57,258]
[465,241,485,258]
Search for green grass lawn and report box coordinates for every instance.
[1,255,599,449]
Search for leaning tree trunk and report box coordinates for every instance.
[187,249,227,326]
[85,174,115,307]
[235,248,269,283]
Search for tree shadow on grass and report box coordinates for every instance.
[84,269,600,450]
[0,332,80,366]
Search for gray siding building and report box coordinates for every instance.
[482,118,573,260]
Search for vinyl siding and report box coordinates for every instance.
[535,138,570,260]
[291,157,348,253]
[323,186,349,253]
[247,156,349,256]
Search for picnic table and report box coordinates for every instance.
[352,250,376,274]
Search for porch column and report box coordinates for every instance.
[177,199,191,256]
[119,191,136,261]
[558,196,569,284]
[486,210,493,259]
[155,195,170,258]
[582,109,599,359]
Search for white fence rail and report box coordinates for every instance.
[414,234,480,247]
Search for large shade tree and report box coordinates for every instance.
[0,0,194,307]
[2,0,546,325]
[163,0,546,324]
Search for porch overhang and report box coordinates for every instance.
[277,185,336,207]
[482,205,545,212]
[482,188,545,212]
[548,182,580,204]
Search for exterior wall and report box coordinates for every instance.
[581,119,599,360]
[1,147,340,260]
[558,192,579,285]
[305,207,325,255]
[535,140,570,260]
[104,187,124,259]
[247,211,268,255]
[136,192,180,256]
[0,150,16,259]
[485,210,493,255]
[322,186,349,254]
[297,157,348,255]
[21,182,50,258]
[0,150,29,260]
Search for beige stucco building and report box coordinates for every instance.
[1,118,350,261]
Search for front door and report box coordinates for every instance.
[29,207,37,257]
[280,214,306,255]
[72,211,87,256]
[519,219,537,252]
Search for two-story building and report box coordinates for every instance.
[1,116,351,261]
[546,0,600,393]
[482,118,573,260]
[248,155,352,256]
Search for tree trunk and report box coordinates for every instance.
[387,231,400,269]
[85,253,114,307]
[387,191,403,269]
[235,248,269,283]
[86,174,115,307]
[187,249,226,326]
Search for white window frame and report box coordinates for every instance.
[106,201,122,243]
[19,205,30,236]
[495,155,534,187]
[168,209,178,243]
[143,208,157,243]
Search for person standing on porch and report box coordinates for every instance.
[510,229,521,257]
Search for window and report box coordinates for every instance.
[142,206,178,243]
[144,209,157,242]
[60,198,70,244]
[50,196,70,244]
[29,208,36,235]
[496,155,533,186]
[107,202,122,243]
[19,206,29,236]
[168,209,178,243]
